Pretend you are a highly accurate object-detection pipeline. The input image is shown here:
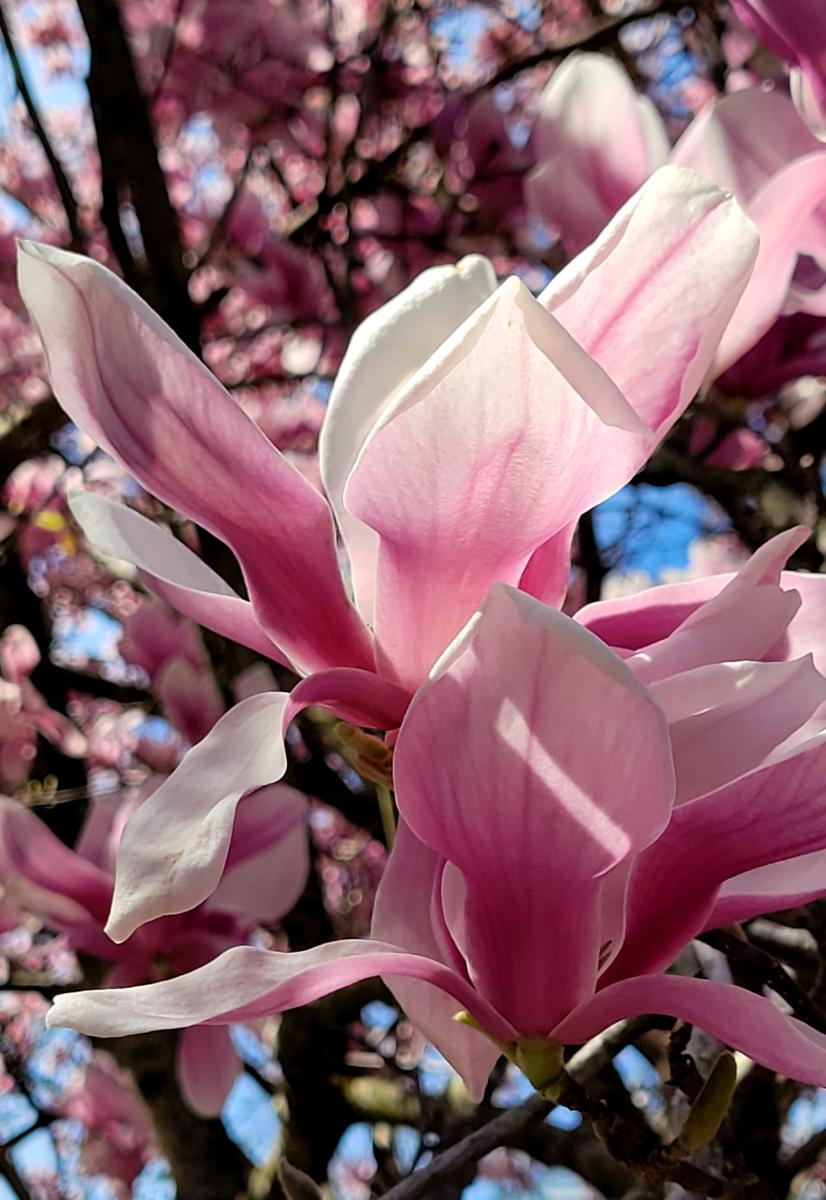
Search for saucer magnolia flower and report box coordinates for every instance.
[16,165,757,939]
[527,54,826,376]
[731,0,826,138]
[48,584,826,1101]
[0,782,308,1115]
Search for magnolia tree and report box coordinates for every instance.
[5,1,826,1198]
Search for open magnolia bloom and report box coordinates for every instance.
[0,781,308,1115]
[48,580,826,1100]
[526,53,826,376]
[17,164,757,941]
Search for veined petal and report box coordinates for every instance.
[542,166,759,440]
[554,974,826,1086]
[393,585,675,1034]
[47,941,517,1046]
[653,656,826,802]
[606,727,826,981]
[107,693,291,943]
[345,278,649,688]
[69,491,287,664]
[321,255,496,621]
[18,241,373,675]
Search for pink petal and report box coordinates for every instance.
[605,727,826,981]
[321,255,496,622]
[18,242,373,675]
[393,584,675,1034]
[47,941,516,1047]
[554,974,826,1086]
[211,784,309,925]
[371,821,499,1100]
[713,152,826,374]
[542,166,759,441]
[0,797,111,926]
[671,87,821,204]
[653,656,826,802]
[526,53,668,255]
[107,693,290,943]
[345,278,649,688]
[709,850,826,927]
[285,668,411,730]
[177,1025,240,1117]
[625,528,807,684]
[69,491,286,664]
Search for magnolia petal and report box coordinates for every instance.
[107,693,290,943]
[577,572,732,650]
[626,528,807,684]
[542,165,759,440]
[653,656,826,802]
[554,974,826,1086]
[709,850,826,928]
[47,941,517,1047]
[671,87,821,204]
[321,255,496,621]
[371,821,500,1100]
[713,153,826,374]
[285,668,411,730]
[526,53,668,255]
[70,491,286,664]
[211,784,309,925]
[346,278,648,688]
[393,584,675,1034]
[606,727,826,981]
[0,796,111,928]
[177,1025,240,1118]
[18,242,372,675]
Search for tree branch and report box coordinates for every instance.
[0,1,84,250]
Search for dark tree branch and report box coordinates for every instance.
[75,0,200,350]
[0,1,84,250]
[700,928,826,1033]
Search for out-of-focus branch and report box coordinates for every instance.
[0,1,84,251]
[107,1029,248,1200]
[484,0,698,88]
[700,928,826,1033]
[0,1152,31,1200]
[75,0,200,350]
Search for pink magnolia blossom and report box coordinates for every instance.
[731,0,826,138]
[527,53,826,380]
[16,165,757,941]
[0,625,87,790]
[46,571,826,1100]
[0,780,308,1114]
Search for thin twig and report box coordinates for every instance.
[0,1,84,250]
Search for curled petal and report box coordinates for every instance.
[70,491,286,664]
[47,942,517,1047]
[107,693,290,943]
[18,242,372,675]
[554,974,826,1086]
